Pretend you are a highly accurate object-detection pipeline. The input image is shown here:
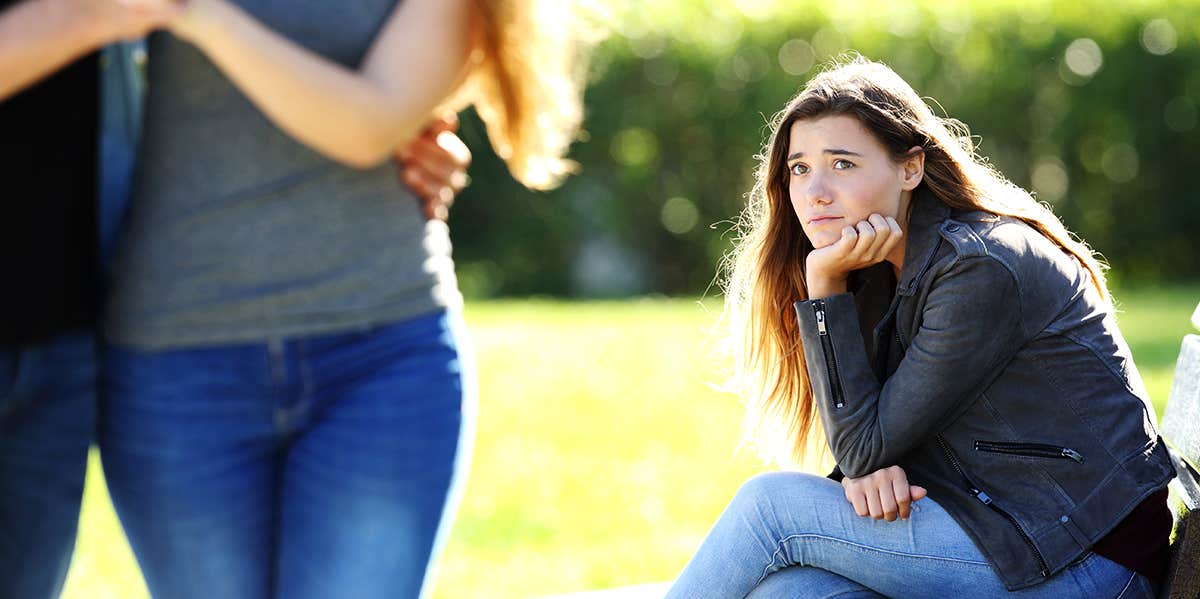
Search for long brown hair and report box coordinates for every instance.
[721,56,1109,469]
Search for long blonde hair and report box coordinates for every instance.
[460,0,593,190]
[721,56,1110,469]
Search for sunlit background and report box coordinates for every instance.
[65,1,1199,597]
[451,0,1199,297]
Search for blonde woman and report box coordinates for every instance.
[666,58,1172,598]
[98,2,588,598]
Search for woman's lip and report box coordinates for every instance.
[807,215,844,225]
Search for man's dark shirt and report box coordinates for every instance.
[0,7,99,346]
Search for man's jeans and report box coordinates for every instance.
[0,39,142,599]
[666,472,1156,599]
[99,310,476,599]
[0,332,97,599]
[98,41,144,272]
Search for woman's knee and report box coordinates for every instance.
[731,471,838,514]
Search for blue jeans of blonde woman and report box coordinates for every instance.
[666,472,1155,599]
[99,310,475,599]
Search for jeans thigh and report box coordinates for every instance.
[0,332,96,599]
[668,472,1148,599]
[276,311,474,599]
[748,567,886,599]
[1059,554,1155,599]
[99,341,279,599]
[757,476,1150,599]
[733,473,997,598]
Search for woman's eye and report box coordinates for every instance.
[833,159,855,170]
[790,163,808,175]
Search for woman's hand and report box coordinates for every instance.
[395,112,472,221]
[805,213,903,298]
[841,465,927,521]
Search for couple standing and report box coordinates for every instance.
[1,0,584,598]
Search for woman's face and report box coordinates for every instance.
[785,115,920,249]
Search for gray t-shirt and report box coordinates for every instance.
[105,0,460,349]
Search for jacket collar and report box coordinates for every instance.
[896,186,951,296]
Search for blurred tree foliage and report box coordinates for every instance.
[448,0,1200,297]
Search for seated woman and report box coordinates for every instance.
[667,57,1174,599]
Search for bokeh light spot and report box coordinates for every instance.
[1140,19,1177,56]
[1100,143,1139,183]
[661,196,700,235]
[778,39,815,76]
[811,27,848,59]
[1031,157,1069,203]
[611,128,660,168]
[1064,38,1103,78]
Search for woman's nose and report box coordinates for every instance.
[804,175,833,206]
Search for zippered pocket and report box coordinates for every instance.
[938,435,1050,578]
[974,440,1085,464]
[812,300,844,409]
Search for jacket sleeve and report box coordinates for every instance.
[826,465,845,482]
[795,256,1026,479]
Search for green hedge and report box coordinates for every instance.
[449,1,1200,297]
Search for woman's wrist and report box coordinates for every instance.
[806,274,848,299]
[169,0,230,44]
[67,0,141,46]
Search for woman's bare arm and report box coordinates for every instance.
[0,0,179,100]
[170,0,474,169]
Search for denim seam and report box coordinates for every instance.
[755,533,991,586]
[827,589,877,599]
[1113,570,1136,599]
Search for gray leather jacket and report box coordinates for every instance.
[794,189,1175,591]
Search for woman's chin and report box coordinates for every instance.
[808,234,838,249]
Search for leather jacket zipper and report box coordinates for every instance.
[974,440,1085,464]
[936,435,1050,578]
[813,300,844,409]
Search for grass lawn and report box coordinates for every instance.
[61,286,1199,599]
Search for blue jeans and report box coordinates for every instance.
[0,331,97,599]
[97,40,144,272]
[667,472,1156,599]
[0,38,141,599]
[99,310,476,599]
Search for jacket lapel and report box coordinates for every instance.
[897,187,951,297]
